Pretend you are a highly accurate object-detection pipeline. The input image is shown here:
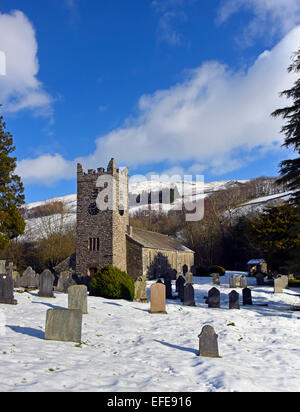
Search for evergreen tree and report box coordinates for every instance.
[0,109,25,249]
[272,49,300,203]
[249,204,300,273]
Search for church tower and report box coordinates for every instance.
[75,159,129,277]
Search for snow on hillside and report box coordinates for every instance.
[22,180,248,240]
[1,273,299,392]
[231,191,293,218]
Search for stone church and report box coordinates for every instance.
[55,159,194,280]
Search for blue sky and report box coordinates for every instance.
[0,0,300,203]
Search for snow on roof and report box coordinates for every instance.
[247,259,265,265]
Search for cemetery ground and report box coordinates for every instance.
[0,273,299,392]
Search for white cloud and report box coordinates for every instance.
[0,10,53,115]
[17,27,300,184]
[217,0,300,44]
[16,154,74,185]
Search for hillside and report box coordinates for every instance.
[20,178,290,241]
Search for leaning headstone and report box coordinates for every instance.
[183,284,196,306]
[229,290,240,309]
[45,309,82,343]
[150,282,167,314]
[185,272,194,285]
[212,273,220,286]
[18,267,39,289]
[240,276,247,289]
[198,325,220,358]
[0,274,17,305]
[56,271,76,293]
[68,285,88,314]
[0,260,6,274]
[38,270,55,298]
[243,288,253,306]
[207,287,220,308]
[256,272,265,286]
[134,276,149,303]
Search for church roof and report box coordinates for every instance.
[128,227,194,253]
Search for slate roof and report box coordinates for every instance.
[128,227,194,253]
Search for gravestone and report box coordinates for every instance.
[229,275,235,288]
[150,282,167,314]
[281,275,289,289]
[68,285,88,314]
[243,288,253,306]
[0,274,17,305]
[56,271,77,293]
[212,273,220,286]
[235,275,242,288]
[134,276,149,303]
[240,276,247,289]
[274,276,288,294]
[229,290,240,309]
[176,275,185,300]
[18,267,39,289]
[0,260,6,274]
[207,287,220,309]
[38,270,55,298]
[6,262,16,278]
[164,278,173,299]
[198,325,220,358]
[183,284,196,306]
[185,272,194,285]
[45,309,82,343]
[176,274,185,290]
[256,272,265,286]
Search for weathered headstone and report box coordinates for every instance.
[6,262,16,278]
[235,275,242,288]
[150,282,167,314]
[56,271,76,293]
[212,273,220,286]
[229,275,235,288]
[207,287,220,309]
[240,276,247,289]
[243,288,253,306]
[198,325,220,358]
[0,260,6,274]
[45,309,82,343]
[274,276,288,294]
[133,276,149,303]
[17,267,39,289]
[185,272,194,285]
[68,285,88,314]
[183,284,196,306]
[0,274,17,305]
[256,272,265,286]
[229,290,240,309]
[38,270,55,298]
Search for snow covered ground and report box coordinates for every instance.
[0,272,299,392]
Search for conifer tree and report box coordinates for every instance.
[272,49,300,203]
[0,109,25,249]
